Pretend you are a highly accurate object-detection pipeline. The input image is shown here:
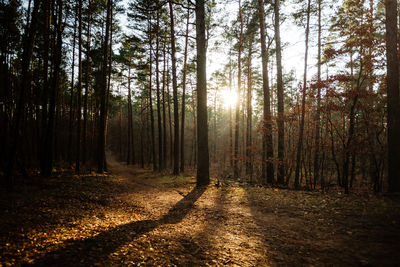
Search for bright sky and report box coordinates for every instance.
[207,0,316,81]
[115,0,332,100]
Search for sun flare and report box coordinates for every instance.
[220,89,237,109]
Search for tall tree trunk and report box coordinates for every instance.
[162,44,167,170]
[385,0,400,192]
[156,5,162,171]
[294,0,311,189]
[76,0,83,173]
[82,0,91,165]
[234,0,243,180]
[195,0,210,185]
[104,2,113,172]
[180,4,190,173]
[229,57,233,168]
[67,11,77,165]
[119,87,122,159]
[127,65,132,165]
[140,95,145,168]
[39,0,51,175]
[246,34,253,179]
[314,0,322,189]
[258,0,274,185]
[5,0,39,188]
[274,0,285,185]
[167,65,173,168]
[169,0,180,175]
[148,16,157,171]
[97,0,111,173]
[213,88,217,161]
[42,0,63,177]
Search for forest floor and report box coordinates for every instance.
[1,158,400,266]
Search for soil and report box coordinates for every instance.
[1,157,400,266]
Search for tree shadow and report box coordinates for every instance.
[240,185,400,266]
[171,186,229,265]
[33,185,207,266]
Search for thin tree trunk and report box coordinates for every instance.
[169,0,180,175]
[76,0,83,173]
[246,34,253,179]
[148,16,157,171]
[294,0,311,189]
[97,0,111,173]
[234,0,243,180]
[119,87,122,159]
[167,65,173,169]
[213,88,217,161]
[156,5,162,171]
[127,65,132,165]
[162,44,167,170]
[314,0,322,189]
[258,0,274,184]
[274,0,285,185]
[42,0,63,177]
[39,0,51,175]
[180,4,190,173]
[229,57,233,168]
[104,2,113,172]
[82,0,91,165]
[67,11,77,165]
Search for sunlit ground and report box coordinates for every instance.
[1,160,400,266]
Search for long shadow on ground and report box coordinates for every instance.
[241,186,400,266]
[33,186,207,266]
[171,186,228,265]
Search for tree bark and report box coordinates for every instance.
[385,0,400,192]
[195,0,210,185]
[97,0,111,173]
[162,43,167,170]
[127,65,132,165]
[168,0,180,175]
[180,4,190,173]
[76,0,83,173]
[294,0,311,189]
[314,0,322,189]
[274,0,285,185]
[234,0,243,180]
[67,10,77,165]
[257,0,274,185]
[82,0,91,165]
[156,5,162,171]
[39,0,51,175]
[246,34,253,179]
[148,16,157,171]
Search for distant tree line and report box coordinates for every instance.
[0,0,399,194]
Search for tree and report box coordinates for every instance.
[156,2,163,171]
[180,3,190,173]
[385,0,400,192]
[196,0,210,186]
[168,0,180,175]
[4,0,40,188]
[274,0,285,185]
[257,0,274,185]
[313,0,322,189]
[294,0,311,189]
[234,0,244,180]
[76,0,83,173]
[97,0,112,173]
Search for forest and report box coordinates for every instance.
[0,0,400,265]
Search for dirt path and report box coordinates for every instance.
[1,159,400,266]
